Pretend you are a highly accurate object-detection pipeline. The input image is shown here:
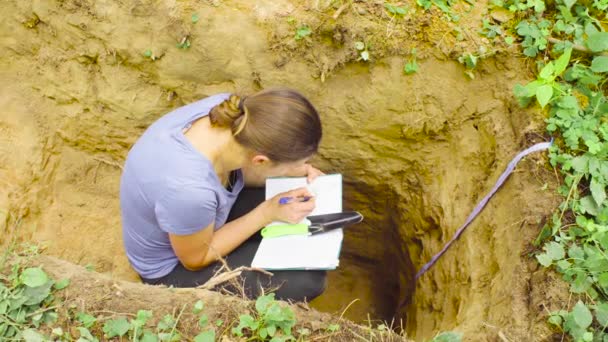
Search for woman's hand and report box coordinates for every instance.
[260,187,316,224]
[304,164,324,183]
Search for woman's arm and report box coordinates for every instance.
[168,204,269,270]
[168,188,315,270]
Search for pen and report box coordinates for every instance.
[279,196,312,205]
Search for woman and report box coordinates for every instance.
[120,88,327,302]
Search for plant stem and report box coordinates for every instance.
[547,37,608,57]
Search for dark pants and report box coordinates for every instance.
[141,188,327,302]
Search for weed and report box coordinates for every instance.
[294,26,312,41]
[0,263,64,340]
[502,0,608,339]
[515,19,551,57]
[431,331,463,341]
[177,36,191,49]
[480,18,502,39]
[404,48,419,75]
[355,41,370,62]
[191,13,199,24]
[384,3,408,16]
[327,323,340,332]
[231,293,296,341]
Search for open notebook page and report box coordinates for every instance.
[251,228,343,270]
[265,174,342,226]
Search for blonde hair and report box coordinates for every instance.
[208,88,322,162]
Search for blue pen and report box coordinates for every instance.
[279,196,312,205]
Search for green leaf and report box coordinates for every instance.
[77,327,99,342]
[595,303,608,326]
[572,301,593,329]
[54,278,70,290]
[194,330,215,342]
[432,331,463,342]
[267,325,277,336]
[581,196,599,215]
[546,242,566,260]
[548,314,563,326]
[20,267,49,287]
[191,13,199,23]
[539,62,555,80]
[193,300,204,314]
[157,315,175,331]
[537,253,553,266]
[599,273,608,288]
[260,327,268,339]
[554,47,572,75]
[23,280,53,305]
[77,312,97,328]
[404,60,419,74]
[536,84,553,108]
[591,178,606,206]
[327,324,340,332]
[294,26,312,40]
[256,294,275,313]
[141,331,159,342]
[103,317,131,338]
[198,314,208,327]
[360,50,370,61]
[215,319,223,326]
[587,32,608,52]
[591,56,608,73]
[132,310,152,329]
[572,155,589,173]
[385,3,408,15]
[22,329,45,342]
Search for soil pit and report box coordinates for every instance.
[0,0,567,340]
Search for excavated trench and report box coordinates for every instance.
[0,0,563,340]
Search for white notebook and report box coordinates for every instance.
[251,174,344,270]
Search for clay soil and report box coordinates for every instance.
[1,0,569,340]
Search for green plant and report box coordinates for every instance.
[404,48,419,75]
[177,36,191,49]
[355,41,370,62]
[384,3,408,16]
[515,19,551,57]
[480,18,502,39]
[231,293,296,341]
[294,26,312,41]
[500,0,608,339]
[430,331,463,342]
[514,47,572,108]
[0,265,65,340]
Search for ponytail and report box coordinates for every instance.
[209,95,249,136]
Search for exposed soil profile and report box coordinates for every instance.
[0,0,568,340]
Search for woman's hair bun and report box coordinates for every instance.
[209,95,245,128]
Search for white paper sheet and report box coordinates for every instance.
[251,174,344,270]
[251,229,343,270]
[265,174,342,226]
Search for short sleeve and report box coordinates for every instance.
[154,185,218,235]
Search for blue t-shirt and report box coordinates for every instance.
[120,93,245,279]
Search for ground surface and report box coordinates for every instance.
[0,0,568,340]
